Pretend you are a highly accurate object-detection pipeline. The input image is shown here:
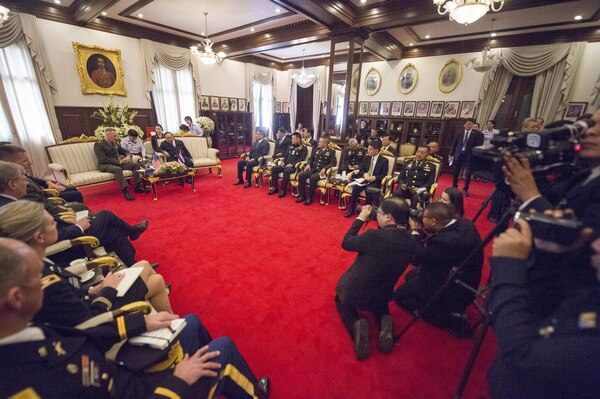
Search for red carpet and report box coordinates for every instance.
[80,159,498,399]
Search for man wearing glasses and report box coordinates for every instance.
[335,198,415,360]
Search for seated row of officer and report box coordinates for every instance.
[392,145,437,208]
[268,132,307,198]
[0,238,270,399]
[295,136,337,206]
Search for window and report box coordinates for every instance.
[152,62,196,132]
[252,80,272,134]
[0,38,55,176]
[494,76,536,131]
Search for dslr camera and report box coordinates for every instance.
[472,118,594,184]
[515,211,585,246]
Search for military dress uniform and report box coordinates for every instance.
[297,146,337,203]
[341,146,366,173]
[93,140,142,191]
[0,313,266,399]
[392,158,436,207]
[270,143,308,196]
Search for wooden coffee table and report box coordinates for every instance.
[140,170,196,200]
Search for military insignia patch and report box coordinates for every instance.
[578,312,597,329]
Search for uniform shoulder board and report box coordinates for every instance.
[41,274,61,290]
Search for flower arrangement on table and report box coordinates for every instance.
[92,96,144,139]
[156,161,186,176]
[195,116,215,135]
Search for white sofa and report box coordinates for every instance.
[144,136,222,177]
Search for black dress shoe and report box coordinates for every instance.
[377,315,394,354]
[134,186,146,193]
[129,220,148,241]
[243,182,252,188]
[257,376,270,399]
[344,209,355,218]
[304,198,312,206]
[353,319,369,361]
[463,190,469,197]
[150,262,159,270]
[233,180,243,185]
[278,191,286,198]
[123,189,134,201]
[267,188,277,195]
[295,197,305,203]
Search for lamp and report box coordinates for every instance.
[0,5,10,27]
[190,11,226,65]
[465,19,501,72]
[433,0,504,25]
[292,49,315,86]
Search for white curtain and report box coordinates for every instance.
[152,62,196,132]
[252,80,273,136]
[0,38,55,177]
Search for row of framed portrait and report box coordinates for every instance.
[200,96,247,112]
[350,59,463,97]
[349,100,477,119]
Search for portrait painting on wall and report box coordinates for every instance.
[210,96,220,111]
[358,101,369,116]
[364,68,382,96]
[459,101,476,119]
[439,59,462,93]
[380,101,391,116]
[369,102,380,116]
[443,101,460,118]
[348,101,355,115]
[351,69,360,95]
[564,102,587,121]
[275,102,282,113]
[416,101,430,118]
[391,101,403,116]
[73,42,126,96]
[229,98,238,112]
[403,101,416,117]
[398,63,418,94]
[238,98,246,112]
[429,101,444,118]
[220,97,229,112]
[200,96,210,111]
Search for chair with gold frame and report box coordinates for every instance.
[396,143,417,167]
[316,142,343,205]
[288,144,314,197]
[248,137,276,187]
[384,155,442,201]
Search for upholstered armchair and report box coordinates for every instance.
[385,155,442,202]
[289,145,313,197]
[252,138,276,187]
[396,143,417,167]
[317,142,343,205]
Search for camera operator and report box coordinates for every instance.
[488,218,600,399]
[391,145,436,208]
[394,202,483,336]
[335,199,416,360]
[502,109,600,317]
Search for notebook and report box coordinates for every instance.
[116,266,144,297]
[128,318,187,350]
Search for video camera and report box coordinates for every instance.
[472,118,594,184]
[515,211,586,246]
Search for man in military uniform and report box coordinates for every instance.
[381,135,398,157]
[367,129,382,148]
[392,145,436,208]
[0,238,270,399]
[94,127,143,201]
[341,138,366,174]
[296,136,337,205]
[427,141,443,163]
[274,127,291,158]
[302,128,317,147]
[268,132,307,197]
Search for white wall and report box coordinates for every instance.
[198,59,247,99]
[568,42,600,108]
[36,18,150,108]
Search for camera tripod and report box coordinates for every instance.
[393,207,516,398]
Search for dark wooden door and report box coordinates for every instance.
[296,85,314,130]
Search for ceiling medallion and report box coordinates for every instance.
[190,11,226,66]
[292,49,315,86]
[433,0,504,25]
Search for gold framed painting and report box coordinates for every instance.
[439,59,462,93]
[398,63,418,94]
[364,67,382,96]
[72,42,126,96]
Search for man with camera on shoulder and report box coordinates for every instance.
[488,216,600,399]
[394,202,483,336]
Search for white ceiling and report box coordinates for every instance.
[40,0,75,7]
[349,0,387,7]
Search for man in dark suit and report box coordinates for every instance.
[158,132,193,167]
[296,136,337,205]
[234,129,270,188]
[381,135,398,156]
[336,198,416,360]
[268,132,306,197]
[394,202,483,335]
[449,118,483,196]
[94,127,143,201]
[392,146,436,208]
[301,128,317,147]
[344,141,389,217]
[0,161,27,208]
[274,127,291,158]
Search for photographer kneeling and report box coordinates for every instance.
[489,218,600,398]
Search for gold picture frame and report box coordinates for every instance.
[73,42,126,96]
[398,63,418,94]
[364,67,382,96]
[439,59,462,93]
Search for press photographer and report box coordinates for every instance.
[488,217,600,399]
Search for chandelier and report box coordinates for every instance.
[433,0,504,25]
[292,49,316,86]
[0,5,10,27]
[190,11,226,65]
[465,19,501,72]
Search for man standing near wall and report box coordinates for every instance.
[449,118,483,197]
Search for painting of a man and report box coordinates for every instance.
[87,54,116,88]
